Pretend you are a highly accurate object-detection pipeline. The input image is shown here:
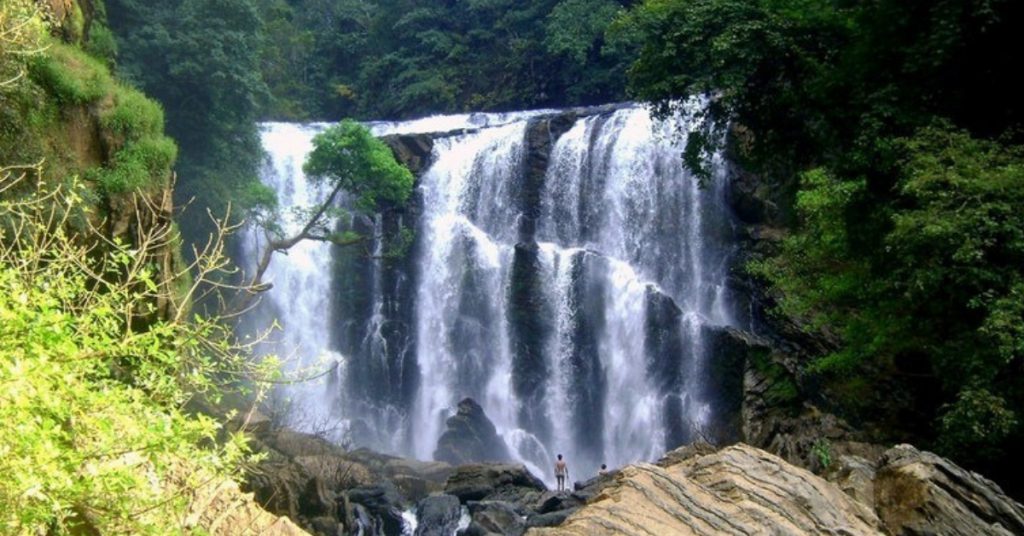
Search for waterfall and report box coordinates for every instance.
[247,103,737,480]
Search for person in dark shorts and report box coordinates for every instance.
[555,454,569,492]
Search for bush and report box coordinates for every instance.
[29,41,113,104]
[0,169,280,533]
[92,135,178,193]
[84,22,118,65]
[101,84,166,142]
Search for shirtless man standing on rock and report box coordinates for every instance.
[555,454,569,492]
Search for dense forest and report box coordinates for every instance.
[618,0,1024,484]
[3,0,1024,531]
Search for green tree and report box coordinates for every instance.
[243,120,413,301]
[620,0,1024,486]
[106,0,269,240]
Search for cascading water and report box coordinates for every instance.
[246,103,738,482]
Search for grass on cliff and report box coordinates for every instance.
[3,14,175,196]
[29,40,113,105]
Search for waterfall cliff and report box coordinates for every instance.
[243,104,740,479]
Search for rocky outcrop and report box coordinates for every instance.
[461,500,525,536]
[244,424,455,536]
[244,418,1024,536]
[414,494,463,536]
[527,444,882,535]
[383,134,434,176]
[872,444,1024,535]
[701,325,889,474]
[434,398,513,465]
[445,463,546,503]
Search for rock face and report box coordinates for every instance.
[873,444,1024,535]
[414,494,463,536]
[434,398,513,465]
[383,134,434,175]
[444,463,546,503]
[527,444,883,536]
[244,424,453,536]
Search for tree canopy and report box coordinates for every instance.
[620,0,1024,488]
[305,120,414,212]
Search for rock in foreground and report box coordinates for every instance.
[874,444,1024,535]
[528,444,882,535]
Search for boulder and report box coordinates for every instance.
[527,444,882,535]
[446,463,546,503]
[434,398,513,465]
[524,509,579,529]
[383,134,434,175]
[532,492,583,515]
[461,501,526,536]
[874,444,1024,535]
[826,455,877,509]
[345,448,454,501]
[415,494,464,536]
[346,483,408,536]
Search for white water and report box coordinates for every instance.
[247,103,736,484]
[240,122,348,438]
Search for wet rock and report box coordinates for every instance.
[346,482,408,536]
[726,162,781,226]
[308,516,343,536]
[415,494,464,536]
[446,463,546,503]
[518,113,578,240]
[874,444,1024,535]
[533,492,582,515]
[527,444,882,535]
[383,134,434,175]
[462,501,526,536]
[434,398,513,465]
[525,508,579,529]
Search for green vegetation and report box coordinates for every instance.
[621,0,1024,484]
[0,169,274,533]
[105,0,268,240]
[1,4,279,529]
[89,135,178,193]
[29,41,113,104]
[253,0,634,120]
[101,85,166,141]
[305,120,414,211]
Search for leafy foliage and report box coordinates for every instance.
[254,0,634,120]
[621,0,1024,484]
[304,120,414,212]
[0,169,277,533]
[105,0,268,240]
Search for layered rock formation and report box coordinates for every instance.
[872,444,1024,535]
[520,441,1024,536]
[528,444,882,536]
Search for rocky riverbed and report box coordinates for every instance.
[238,401,1024,536]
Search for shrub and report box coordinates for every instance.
[29,40,113,104]
[85,22,118,65]
[92,135,178,193]
[101,84,166,142]
[0,169,279,533]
